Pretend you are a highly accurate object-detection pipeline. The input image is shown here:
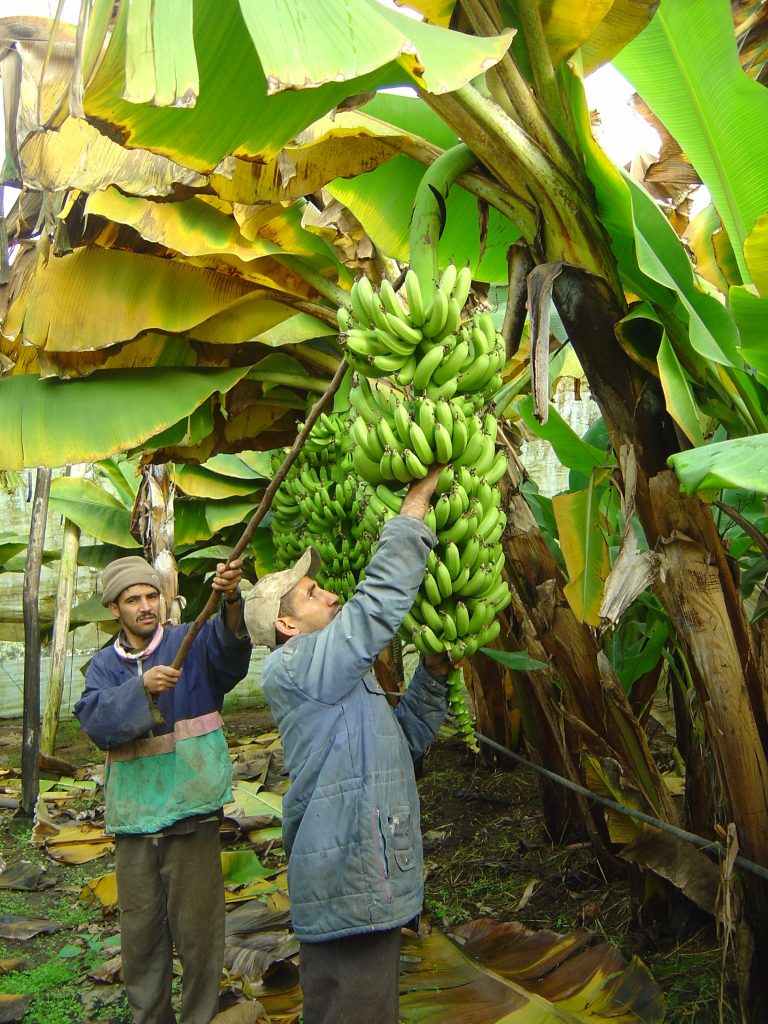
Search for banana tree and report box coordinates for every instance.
[4,0,768,1011]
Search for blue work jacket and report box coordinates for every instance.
[260,515,449,942]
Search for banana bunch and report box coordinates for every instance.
[348,374,508,488]
[270,412,374,603]
[339,267,504,405]
[336,266,512,747]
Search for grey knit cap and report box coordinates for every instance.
[244,547,321,649]
[101,556,161,606]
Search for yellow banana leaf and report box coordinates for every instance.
[33,333,197,380]
[259,920,663,1022]
[82,0,512,171]
[17,117,206,196]
[80,873,119,912]
[552,476,611,627]
[396,0,457,28]
[170,462,264,501]
[538,0,614,67]
[580,0,660,73]
[4,247,258,353]
[0,366,248,470]
[84,188,283,262]
[209,109,416,205]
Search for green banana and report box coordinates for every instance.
[373,325,415,358]
[391,400,412,447]
[452,264,473,310]
[433,398,454,437]
[432,338,470,387]
[351,277,375,326]
[412,343,448,392]
[337,305,352,332]
[394,353,418,387]
[408,421,435,466]
[376,416,400,451]
[439,512,471,547]
[461,533,481,574]
[435,560,453,599]
[376,483,404,513]
[420,599,443,634]
[379,278,406,320]
[426,378,459,401]
[421,290,448,338]
[457,352,493,392]
[390,450,410,484]
[346,328,388,358]
[484,450,508,486]
[438,263,457,298]
[439,610,458,642]
[435,465,455,494]
[449,417,468,462]
[421,623,445,654]
[444,541,461,580]
[439,297,461,340]
[372,351,410,374]
[434,493,452,530]
[473,434,497,477]
[455,600,470,637]
[454,423,485,467]
[404,269,426,327]
[424,570,442,607]
[386,312,422,346]
[433,421,453,465]
[404,449,429,480]
[417,398,436,446]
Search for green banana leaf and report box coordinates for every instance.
[514,396,606,479]
[614,0,768,284]
[4,247,268,354]
[744,211,768,294]
[48,477,138,549]
[553,474,612,626]
[656,333,706,446]
[668,434,768,495]
[82,0,512,172]
[562,63,742,371]
[730,286,768,366]
[329,94,522,282]
[175,498,259,546]
[0,367,248,470]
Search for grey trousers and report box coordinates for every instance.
[115,821,225,1024]
[299,927,401,1024]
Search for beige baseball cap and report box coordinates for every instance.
[244,547,321,648]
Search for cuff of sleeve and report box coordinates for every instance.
[143,688,166,727]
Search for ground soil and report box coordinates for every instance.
[0,709,738,1023]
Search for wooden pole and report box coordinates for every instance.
[171,359,349,671]
[21,467,52,817]
[40,465,85,757]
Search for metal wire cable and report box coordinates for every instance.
[472,729,768,883]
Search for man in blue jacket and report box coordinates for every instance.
[244,468,450,1024]
[75,555,252,1024]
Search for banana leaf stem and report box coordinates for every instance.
[409,143,478,299]
[461,0,579,181]
[275,254,349,307]
[515,0,574,149]
[247,370,329,393]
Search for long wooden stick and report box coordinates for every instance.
[171,359,349,670]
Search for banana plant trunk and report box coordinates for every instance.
[21,467,51,817]
[41,464,86,757]
[551,264,768,1018]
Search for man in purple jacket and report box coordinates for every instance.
[75,555,251,1024]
